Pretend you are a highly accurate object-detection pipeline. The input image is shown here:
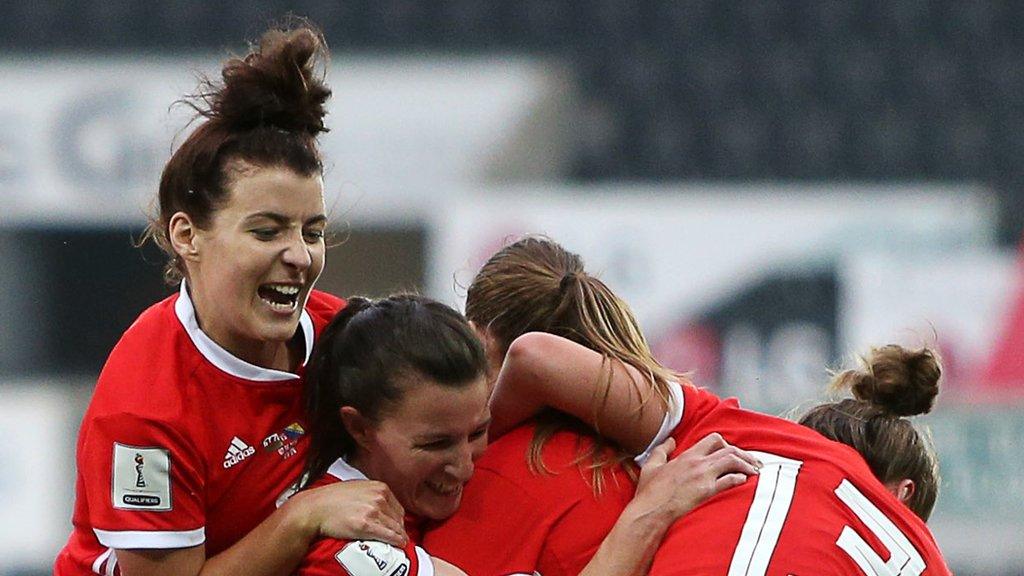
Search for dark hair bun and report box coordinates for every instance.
[204,25,331,135]
[832,345,941,417]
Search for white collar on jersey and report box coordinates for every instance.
[633,380,685,466]
[174,281,315,382]
[326,457,368,481]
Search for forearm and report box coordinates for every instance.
[492,332,666,452]
[198,497,313,576]
[579,502,672,576]
[118,498,315,576]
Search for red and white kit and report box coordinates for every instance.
[647,383,952,576]
[54,284,343,575]
[423,424,636,576]
[297,458,434,576]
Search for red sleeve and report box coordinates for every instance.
[423,468,548,575]
[298,537,431,576]
[81,410,206,549]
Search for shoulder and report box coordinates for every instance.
[306,290,346,325]
[89,294,197,416]
[478,423,632,498]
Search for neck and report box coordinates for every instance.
[187,284,302,372]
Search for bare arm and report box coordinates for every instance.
[489,332,668,453]
[431,556,468,576]
[116,480,407,576]
[580,435,760,576]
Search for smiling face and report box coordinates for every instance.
[350,376,491,521]
[178,164,326,367]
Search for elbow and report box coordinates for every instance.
[503,332,564,385]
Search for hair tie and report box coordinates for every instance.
[559,272,580,296]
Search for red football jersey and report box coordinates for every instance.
[422,423,636,576]
[648,384,952,576]
[54,284,344,576]
[297,459,433,576]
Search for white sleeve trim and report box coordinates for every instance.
[93,526,205,549]
[634,380,684,466]
[415,546,436,576]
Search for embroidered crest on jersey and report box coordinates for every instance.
[222,436,256,469]
[262,421,306,459]
[112,443,171,511]
[335,541,411,576]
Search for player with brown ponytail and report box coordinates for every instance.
[55,22,406,576]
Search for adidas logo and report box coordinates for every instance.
[223,437,256,469]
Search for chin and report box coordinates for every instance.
[257,318,302,341]
[420,497,462,521]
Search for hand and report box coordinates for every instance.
[631,434,761,529]
[289,480,408,547]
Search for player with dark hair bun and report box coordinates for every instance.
[55,23,406,576]
[800,345,942,521]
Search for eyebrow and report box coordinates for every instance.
[244,212,328,226]
[413,418,493,443]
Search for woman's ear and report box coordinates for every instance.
[168,211,200,263]
[340,406,373,449]
[889,478,916,505]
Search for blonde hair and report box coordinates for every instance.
[466,236,677,492]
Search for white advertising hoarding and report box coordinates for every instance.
[0,56,567,227]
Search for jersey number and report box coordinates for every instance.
[726,451,925,576]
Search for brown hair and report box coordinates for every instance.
[799,345,941,521]
[142,22,331,283]
[465,236,677,492]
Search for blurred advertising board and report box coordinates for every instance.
[0,56,567,227]
[429,184,997,402]
[0,383,83,573]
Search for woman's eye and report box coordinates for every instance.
[419,440,452,451]
[252,228,278,240]
[303,229,325,242]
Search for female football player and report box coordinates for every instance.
[55,23,405,576]
[298,294,761,576]
[435,236,951,575]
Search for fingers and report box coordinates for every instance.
[708,449,761,479]
[714,472,748,493]
[382,485,406,521]
[365,518,409,548]
[688,432,728,456]
[687,433,762,470]
[314,480,410,547]
[642,437,676,469]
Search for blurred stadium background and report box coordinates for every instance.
[2,1,1023,574]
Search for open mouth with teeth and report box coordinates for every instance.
[425,480,463,497]
[258,284,301,312]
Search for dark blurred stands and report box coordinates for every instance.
[3,0,1023,237]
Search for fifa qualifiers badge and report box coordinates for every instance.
[134,453,147,488]
[113,444,171,511]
